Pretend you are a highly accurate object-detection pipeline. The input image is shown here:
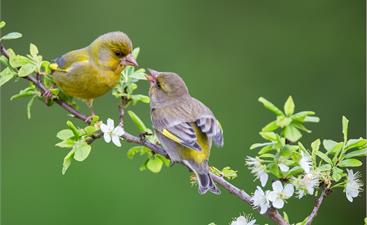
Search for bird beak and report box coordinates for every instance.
[121,53,139,67]
[146,68,159,82]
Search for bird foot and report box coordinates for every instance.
[42,89,53,104]
[139,131,152,141]
[84,115,94,124]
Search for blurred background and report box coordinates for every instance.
[1,0,365,224]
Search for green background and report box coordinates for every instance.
[1,0,365,224]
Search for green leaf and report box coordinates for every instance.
[318,164,332,172]
[284,96,295,116]
[344,148,367,158]
[291,111,315,122]
[0,21,6,29]
[283,211,290,223]
[9,55,32,68]
[66,121,81,138]
[258,145,274,154]
[258,97,284,116]
[259,131,277,141]
[345,138,367,151]
[338,158,362,167]
[327,142,343,155]
[30,43,39,57]
[259,153,275,158]
[131,94,150,105]
[323,139,338,152]
[342,116,349,142]
[250,142,273,150]
[0,67,16,87]
[0,55,8,66]
[304,116,320,123]
[0,32,22,40]
[221,167,238,180]
[284,125,302,143]
[73,141,92,161]
[311,139,320,165]
[132,47,140,59]
[128,110,148,132]
[129,71,147,80]
[84,126,97,136]
[316,151,332,164]
[332,167,344,182]
[156,154,170,167]
[55,139,75,148]
[62,149,75,175]
[26,95,36,119]
[10,85,39,100]
[276,116,292,128]
[18,63,36,77]
[146,156,163,173]
[127,146,151,158]
[261,120,279,132]
[57,129,74,140]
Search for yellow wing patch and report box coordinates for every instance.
[162,129,183,143]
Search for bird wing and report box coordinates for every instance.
[195,117,224,147]
[161,122,202,151]
[55,47,89,71]
[152,97,224,151]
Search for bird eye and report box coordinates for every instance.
[115,51,124,57]
[156,81,161,89]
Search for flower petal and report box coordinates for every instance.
[346,193,353,202]
[283,183,294,198]
[272,198,284,209]
[267,191,278,202]
[279,163,289,172]
[113,126,124,136]
[100,123,109,133]
[260,204,269,214]
[103,133,111,143]
[112,134,121,147]
[272,181,283,192]
[260,172,268,187]
[107,118,114,129]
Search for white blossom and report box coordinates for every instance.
[230,214,257,225]
[345,169,363,202]
[251,186,271,214]
[299,151,312,174]
[278,163,289,172]
[100,118,124,147]
[292,171,319,199]
[246,156,269,187]
[268,181,294,209]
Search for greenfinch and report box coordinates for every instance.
[52,32,138,115]
[147,69,224,195]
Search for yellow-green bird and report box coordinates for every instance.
[147,69,224,195]
[53,32,138,116]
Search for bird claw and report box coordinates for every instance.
[42,90,53,104]
[84,115,94,124]
[139,131,152,141]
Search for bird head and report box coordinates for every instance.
[89,32,138,73]
[146,69,189,108]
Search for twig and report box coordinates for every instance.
[305,188,328,225]
[0,43,290,225]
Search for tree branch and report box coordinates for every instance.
[0,43,289,225]
[305,188,328,225]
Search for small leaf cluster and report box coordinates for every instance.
[251,96,320,179]
[112,48,150,105]
[55,119,99,174]
[127,111,171,173]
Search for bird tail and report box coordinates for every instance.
[197,172,221,195]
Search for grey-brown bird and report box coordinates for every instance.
[146,69,224,194]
